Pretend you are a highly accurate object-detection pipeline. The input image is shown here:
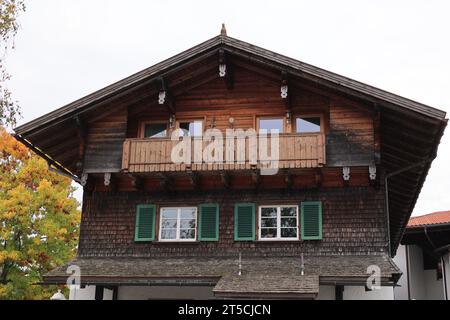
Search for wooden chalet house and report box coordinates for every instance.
[14,26,447,300]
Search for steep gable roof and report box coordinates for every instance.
[14,34,446,135]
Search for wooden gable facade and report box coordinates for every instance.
[14,30,447,298]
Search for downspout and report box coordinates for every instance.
[405,245,411,300]
[442,255,448,300]
[384,158,435,257]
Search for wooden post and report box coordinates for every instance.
[122,140,131,171]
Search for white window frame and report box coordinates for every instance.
[159,207,197,242]
[258,205,299,241]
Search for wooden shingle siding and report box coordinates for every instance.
[78,187,388,258]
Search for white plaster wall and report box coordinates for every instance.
[103,288,114,300]
[69,285,96,300]
[316,285,335,300]
[423,270,444,300]
[68,286,114,300]
[443,252,450,300]
[343,286,394,300]
[118,286,215,300]
[393,244,409,300]
[408,245,426,300]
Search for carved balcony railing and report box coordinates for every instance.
[121,133,326,173]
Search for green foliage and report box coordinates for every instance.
[0,127,81,299]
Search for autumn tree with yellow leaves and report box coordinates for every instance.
[0,127,80,299]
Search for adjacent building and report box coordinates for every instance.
[394,211,450,300]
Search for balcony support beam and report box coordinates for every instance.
[251,170,260,189]
[189,171,200,189]
[221,171,230,189]
[159,173,172,191]
[128,174,143,191]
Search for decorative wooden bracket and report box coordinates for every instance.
[369,166,377,181]
[81,174,94,196]
[104,173,112,186]
[104,173,116,192]
[158,77,175,114]
[343,167,350,181]
[218,49,233,90]
[221,171,230,189]
[80,173,89,187]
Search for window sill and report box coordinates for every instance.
[153,241,202,244]
[256,239,302,243]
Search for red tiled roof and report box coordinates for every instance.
[408,211,450,228]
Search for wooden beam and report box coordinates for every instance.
[315,169,323,188]
[285,170,293,191]
[189,171,200,189]
[281,71,291,110]
[220,171,230,189]
[127,174,143,191]
[218,49,233,90]
[251,170,260,189]
[158,173,172,191]
[158,77,175,114]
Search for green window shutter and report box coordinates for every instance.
[134,205,156,242]
[301,201,323,240]
[198,204,219,241]
[234,203,256,241]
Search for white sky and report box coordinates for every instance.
[6,0,450,216]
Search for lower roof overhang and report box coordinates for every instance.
[41,255,402,297]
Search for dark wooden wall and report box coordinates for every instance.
[327,102,375,166]
[78,187,388,258]
[84,109,128,173]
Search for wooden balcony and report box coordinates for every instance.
[122,133,326,174]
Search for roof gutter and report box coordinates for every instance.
[14,133,81,184]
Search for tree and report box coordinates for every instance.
[0,127,80,299]
[0,0,26,127]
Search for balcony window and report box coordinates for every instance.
[296,117,321,134]
[143,122,167,138]
[259,205,298,240]
[159,207,197,241]
[179,120,203,137]
[258,118,284,134]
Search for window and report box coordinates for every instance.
[296,117,321,133]
[143,122,167,138]
[258,118,284,134]
[159,207,197,241]
[259,206,298,240]
[179,120,203,137]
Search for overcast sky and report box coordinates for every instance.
[6,0,450,216]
